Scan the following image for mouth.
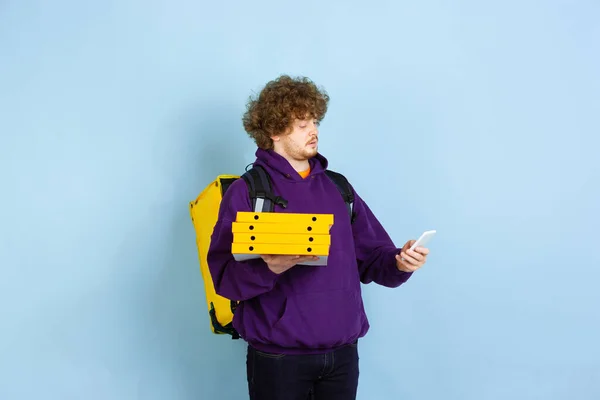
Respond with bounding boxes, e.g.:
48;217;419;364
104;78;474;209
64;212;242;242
307;139;318;147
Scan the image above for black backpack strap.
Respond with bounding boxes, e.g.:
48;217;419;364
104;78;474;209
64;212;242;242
324;169;356;224
208;301;239;339
241;165;288;212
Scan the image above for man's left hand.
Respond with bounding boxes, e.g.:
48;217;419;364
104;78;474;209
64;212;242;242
395;240;429;273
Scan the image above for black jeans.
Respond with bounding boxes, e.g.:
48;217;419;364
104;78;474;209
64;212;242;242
246;342;359;400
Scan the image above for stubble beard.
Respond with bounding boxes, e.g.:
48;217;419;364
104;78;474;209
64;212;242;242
284;140;317;161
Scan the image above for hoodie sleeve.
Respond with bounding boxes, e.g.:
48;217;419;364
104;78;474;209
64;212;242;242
206;179;280;301
351;189;413;288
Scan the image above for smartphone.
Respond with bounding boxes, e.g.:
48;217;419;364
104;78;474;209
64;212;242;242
409;230;436;251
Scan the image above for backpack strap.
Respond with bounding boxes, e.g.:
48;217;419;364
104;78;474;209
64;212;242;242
241;165;289;212
241;165;354;221
208;301;239;339
324;169;356;224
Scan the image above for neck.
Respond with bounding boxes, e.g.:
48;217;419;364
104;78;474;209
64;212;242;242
273;148;310;172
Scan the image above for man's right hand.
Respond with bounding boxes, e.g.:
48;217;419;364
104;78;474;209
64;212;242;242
260;254;319;274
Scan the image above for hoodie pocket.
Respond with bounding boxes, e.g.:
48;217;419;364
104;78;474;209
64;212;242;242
270;288;365;349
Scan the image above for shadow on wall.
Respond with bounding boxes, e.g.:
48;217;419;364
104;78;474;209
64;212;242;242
136;103;251;399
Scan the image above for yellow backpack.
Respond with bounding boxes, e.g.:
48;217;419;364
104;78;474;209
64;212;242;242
189;165;355;338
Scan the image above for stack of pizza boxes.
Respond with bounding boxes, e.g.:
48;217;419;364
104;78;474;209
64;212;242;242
231;211;333;263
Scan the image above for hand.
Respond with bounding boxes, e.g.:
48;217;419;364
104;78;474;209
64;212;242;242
395;240;429;273
260;254;319;274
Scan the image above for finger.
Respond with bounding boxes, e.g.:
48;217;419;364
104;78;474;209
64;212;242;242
415;247;430;255
395;255;419;272
400;251;420;266
298;255;320;261
406;249;424;262
276;255;300;260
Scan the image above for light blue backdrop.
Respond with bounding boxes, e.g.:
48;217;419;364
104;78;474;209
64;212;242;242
1;0;598;399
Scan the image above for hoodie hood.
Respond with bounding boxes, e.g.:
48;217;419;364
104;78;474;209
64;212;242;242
252;148;329;182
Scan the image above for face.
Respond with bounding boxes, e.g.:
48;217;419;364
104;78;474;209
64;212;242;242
272;117;319;161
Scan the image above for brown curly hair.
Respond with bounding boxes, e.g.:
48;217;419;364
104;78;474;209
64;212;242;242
242;75;330;149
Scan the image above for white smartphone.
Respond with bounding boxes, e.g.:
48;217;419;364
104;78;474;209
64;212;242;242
409;230;436;251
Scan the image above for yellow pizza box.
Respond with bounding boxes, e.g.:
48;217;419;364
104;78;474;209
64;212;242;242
233;232;331;245
231;243;329;256
231;221;331;235
236;211;334;225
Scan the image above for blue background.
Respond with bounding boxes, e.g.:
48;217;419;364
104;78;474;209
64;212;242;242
1;0;599;399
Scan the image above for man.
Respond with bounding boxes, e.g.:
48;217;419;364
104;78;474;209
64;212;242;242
207;75;429;400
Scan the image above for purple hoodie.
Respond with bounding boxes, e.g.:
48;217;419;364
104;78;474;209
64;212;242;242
207;148;413;355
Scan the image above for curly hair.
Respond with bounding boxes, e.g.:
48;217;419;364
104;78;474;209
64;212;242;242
242;75;330;149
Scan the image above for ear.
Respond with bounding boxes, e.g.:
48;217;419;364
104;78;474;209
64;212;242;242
270;134;281;142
